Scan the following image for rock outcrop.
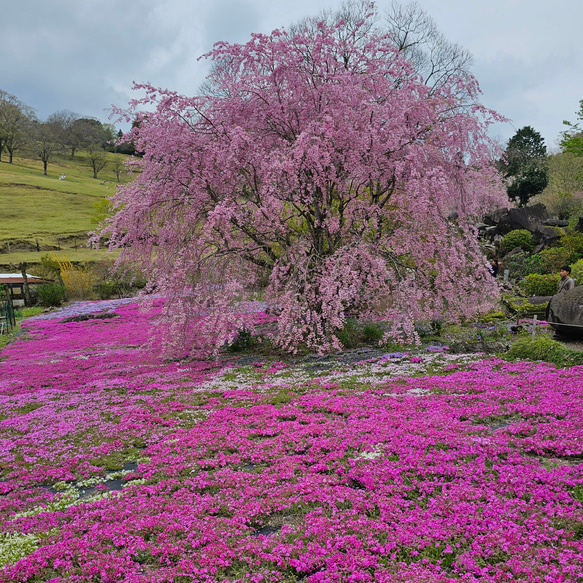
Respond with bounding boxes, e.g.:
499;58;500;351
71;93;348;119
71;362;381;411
546;286;583;338
483;204;552;237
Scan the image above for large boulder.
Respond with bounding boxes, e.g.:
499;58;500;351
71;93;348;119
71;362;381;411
546;286;583;338
534;225;560;246
484;208;510;227
543;218;569;227
497;204;549;234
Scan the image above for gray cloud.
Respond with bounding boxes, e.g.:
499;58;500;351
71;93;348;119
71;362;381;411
1;0;581;144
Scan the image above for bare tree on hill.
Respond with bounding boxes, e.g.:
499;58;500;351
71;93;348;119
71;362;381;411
0;90;37;163
33;117;63;176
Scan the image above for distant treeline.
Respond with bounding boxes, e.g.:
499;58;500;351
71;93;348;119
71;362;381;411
0;89;138;175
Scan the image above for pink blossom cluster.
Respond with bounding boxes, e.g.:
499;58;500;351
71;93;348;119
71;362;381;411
1;302;583;581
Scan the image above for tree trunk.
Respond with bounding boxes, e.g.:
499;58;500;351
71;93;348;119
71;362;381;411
43;161;48;176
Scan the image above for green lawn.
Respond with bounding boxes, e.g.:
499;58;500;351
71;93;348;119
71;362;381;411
0;152;130;267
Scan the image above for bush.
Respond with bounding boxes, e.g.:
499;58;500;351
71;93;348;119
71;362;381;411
504;251;528;280
40;255;62;277
559;231;583;256
331;319;389;348
361;321;385;343
477;310;507;323
61;268;95;300
442;322;511;345
508;335;583;367
521;273;561;296
504;252;547;279
501;229;535;253
539;247;577;273
225;327;257;352
335;319;361;349
571;258;583;286
96;282;117;300
37;283;66;307
522;253;546;275
503;297;549;315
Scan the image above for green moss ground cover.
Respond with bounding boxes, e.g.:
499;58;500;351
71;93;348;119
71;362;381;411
0;300;582;581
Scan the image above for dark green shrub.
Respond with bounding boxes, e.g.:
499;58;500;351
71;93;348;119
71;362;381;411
96;282;117;300
504;251;528;279
336;319;387;347
522;253;546;275
414;319;443;337
226;327;256;352
362;322;385;343
505;251;546;279
508;336;583;367
521;273;561;296
335;319;361;348
501;229;535;253
36;283;66;307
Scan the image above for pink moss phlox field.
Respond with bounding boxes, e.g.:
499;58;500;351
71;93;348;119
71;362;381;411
1;302;583;581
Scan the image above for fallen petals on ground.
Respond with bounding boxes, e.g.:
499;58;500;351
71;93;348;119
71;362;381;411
1;301;583;582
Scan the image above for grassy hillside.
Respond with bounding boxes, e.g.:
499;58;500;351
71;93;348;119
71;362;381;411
0;151;130;269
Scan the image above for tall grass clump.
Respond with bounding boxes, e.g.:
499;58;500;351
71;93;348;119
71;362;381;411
53;255;95;300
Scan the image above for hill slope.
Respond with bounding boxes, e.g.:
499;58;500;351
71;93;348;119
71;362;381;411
0;152;130;268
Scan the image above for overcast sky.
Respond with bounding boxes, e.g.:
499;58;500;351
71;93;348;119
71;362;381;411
1;0;581;149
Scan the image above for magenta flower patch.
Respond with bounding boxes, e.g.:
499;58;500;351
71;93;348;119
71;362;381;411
1;301;583;581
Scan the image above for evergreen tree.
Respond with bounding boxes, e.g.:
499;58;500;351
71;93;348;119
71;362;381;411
499;126;548;207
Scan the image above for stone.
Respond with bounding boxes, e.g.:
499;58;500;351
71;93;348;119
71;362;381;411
526;295;553;305
60;312;119;323
543;218;569;227
504;246;524;259
546;286;583;338
484;208;509;226
534;225;560;245
490;203;549;234
500;204;549;234
575;216;583;233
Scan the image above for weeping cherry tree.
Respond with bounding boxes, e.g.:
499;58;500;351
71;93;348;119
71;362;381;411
100;5;506;357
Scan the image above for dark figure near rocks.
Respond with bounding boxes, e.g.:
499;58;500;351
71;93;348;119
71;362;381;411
489;258;499;277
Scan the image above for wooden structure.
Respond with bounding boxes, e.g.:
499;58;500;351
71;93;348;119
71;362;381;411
0;273;45;307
